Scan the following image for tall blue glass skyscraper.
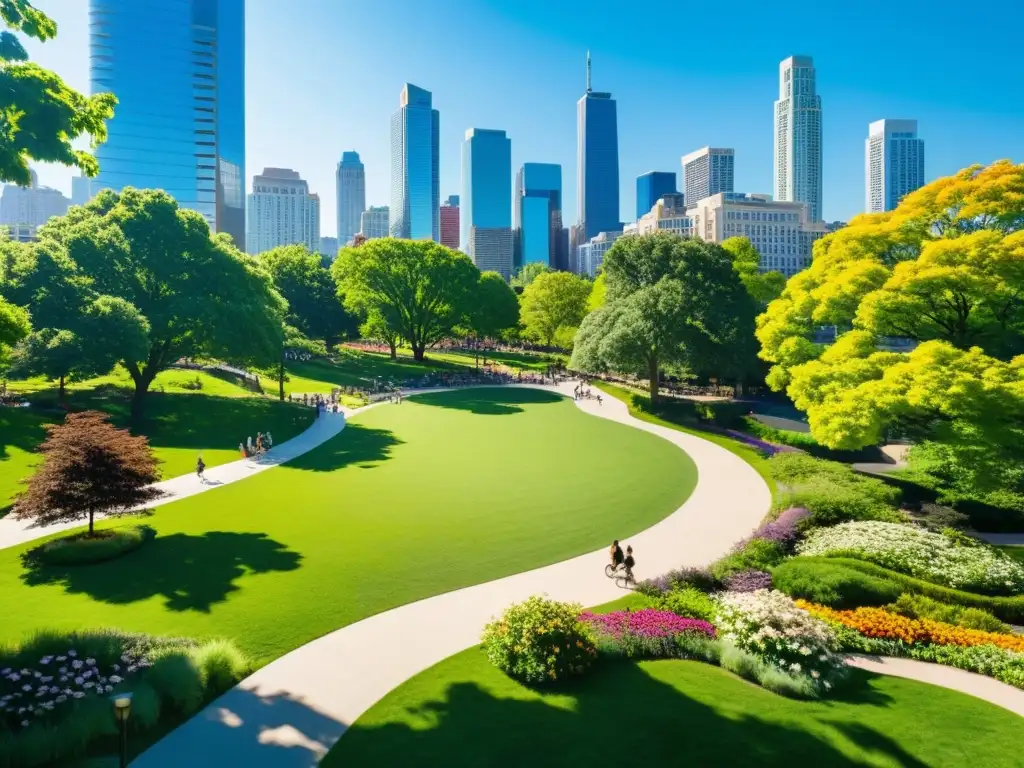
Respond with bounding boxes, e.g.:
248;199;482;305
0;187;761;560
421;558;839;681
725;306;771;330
577;54;620;241
461;128;512;279
514;163;562;270
390;84;440;240
636;171;677;219
89;0;245;248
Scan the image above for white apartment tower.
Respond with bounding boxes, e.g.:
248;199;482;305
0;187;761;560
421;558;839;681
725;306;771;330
246;168;320;255
0;169;70;240
865;119;925;213
336;151;365;245
774;56;822;222
360;206;390;240
681;147;734;207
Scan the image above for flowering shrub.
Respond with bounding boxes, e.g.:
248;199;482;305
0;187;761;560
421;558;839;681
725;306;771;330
635;566;720;597
654;587;718;622
482;597;597;684
797;521;1024;595
715;589;846;691
724;569;773;592
581;609;716;661
796;601;1024;653
887;593;1009;633
731;507;811;555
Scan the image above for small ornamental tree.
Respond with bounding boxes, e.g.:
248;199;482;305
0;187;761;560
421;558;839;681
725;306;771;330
13;410;162;535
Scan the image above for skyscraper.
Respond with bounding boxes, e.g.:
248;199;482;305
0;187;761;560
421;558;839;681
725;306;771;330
319;236;339;259
577;53;620;241
774;55;822;222
635;171;676;219
89;0;245;247
336;151;365;245
461;128;513;279
245;168;319;255
515;163;563;270
390;83;439;240
359;206;390;240
865;119;925;213
71;174;92;207
681;148;734;206
440;200;460;249
0;170;70;240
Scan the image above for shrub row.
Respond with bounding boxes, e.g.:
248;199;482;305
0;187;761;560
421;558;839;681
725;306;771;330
742;418;881;463
628;393;749;428
22;526;154;568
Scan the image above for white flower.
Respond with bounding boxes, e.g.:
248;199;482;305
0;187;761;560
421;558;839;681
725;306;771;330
74;677;84;685
56;695;67;703
21;684;31;692
82;670;92;679
40;656;52;665
71;660;83;670
85;658;95;666
55;656;66;662
67;651;77;658
20;720;28;727
83;682;95;689
112;664;120;671
811;670;821;679
104;685;113;693
40;676;52;683
0;667;8;675
72;691;84;699
59;675;68;683
49;686;59;694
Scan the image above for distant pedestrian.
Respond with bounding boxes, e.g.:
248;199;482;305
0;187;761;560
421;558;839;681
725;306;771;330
239;442;246;458
246;436;253;454
256;433;264;454
196;455;206;482
266;432;273;449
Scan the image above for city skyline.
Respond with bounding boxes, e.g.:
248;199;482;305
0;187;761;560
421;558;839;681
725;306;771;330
18;0;1024;238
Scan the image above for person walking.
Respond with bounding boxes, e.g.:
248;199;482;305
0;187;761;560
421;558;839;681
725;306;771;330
256;433;264;455
246;435;253;455
266;432;273;450
196;454;206;482
238;442;246;459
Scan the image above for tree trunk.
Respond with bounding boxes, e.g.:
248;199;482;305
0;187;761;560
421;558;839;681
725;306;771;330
648;356;659;403
58;375;66;405
412;344;425;362
278;358;285;401
388;340;397;360
88;509;94;537
130;372;155;423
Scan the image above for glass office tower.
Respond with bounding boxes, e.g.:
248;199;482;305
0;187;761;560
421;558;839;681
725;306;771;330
514;163;562;270
577;54;620;241
89;0;245;247
635;171;676;219
461;128;512;279
390;84;440;240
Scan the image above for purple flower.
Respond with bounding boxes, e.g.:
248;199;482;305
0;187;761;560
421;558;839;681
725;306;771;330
734;507;811;552
724;569;773;592
580;609;717;640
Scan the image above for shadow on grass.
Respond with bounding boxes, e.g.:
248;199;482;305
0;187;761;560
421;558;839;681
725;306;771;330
328;663;929;768
0;407;55;460
287;423;404;472
410;387;563;416
22;530;302;612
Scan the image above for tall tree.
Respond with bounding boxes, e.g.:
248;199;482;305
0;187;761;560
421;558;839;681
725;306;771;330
13;410;162;536
260;244;356;348
519;270;591;347
721;236;786;306
36;188;286;420
0;0;117;184
359;309;400;360
0;294;29;370
466;271;520;365
332;238;479;361
510;262;550;290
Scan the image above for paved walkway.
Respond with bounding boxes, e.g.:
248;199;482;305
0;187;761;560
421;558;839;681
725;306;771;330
134;382;773;767
0;409;348;552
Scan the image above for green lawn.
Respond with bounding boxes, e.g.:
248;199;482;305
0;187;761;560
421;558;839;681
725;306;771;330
1;369;313;511
327;650;1024;767
997;545;1024;565
0;388;695;665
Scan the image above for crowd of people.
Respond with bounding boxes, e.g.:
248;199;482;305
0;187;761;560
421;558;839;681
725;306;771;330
573;381;602;405
289;391;344;414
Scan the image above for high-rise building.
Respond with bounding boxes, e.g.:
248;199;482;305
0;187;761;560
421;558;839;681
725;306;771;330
514;163;563;271
0;170;70;240
635;171;677;220
440;200;460;249
577;230;621;278
687;192;826;277
359;206;390;240
319;236;339;259
245;168;319;255
390;83;439;240
71;174;92;207
89;0;245;247
335;151;365;246
865;119;925;213
461;128;512;279
577;53;620;241
774;55;822;222
633;193;692;238
681;148;734;207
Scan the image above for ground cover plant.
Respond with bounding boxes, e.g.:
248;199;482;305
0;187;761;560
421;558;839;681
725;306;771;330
22;525;153;568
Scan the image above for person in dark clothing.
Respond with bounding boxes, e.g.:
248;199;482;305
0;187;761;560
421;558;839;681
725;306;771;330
196;455;206;482
623;546;636;580
610;540;624;570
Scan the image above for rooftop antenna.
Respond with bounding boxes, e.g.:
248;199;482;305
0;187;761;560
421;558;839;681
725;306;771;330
586;50;592;93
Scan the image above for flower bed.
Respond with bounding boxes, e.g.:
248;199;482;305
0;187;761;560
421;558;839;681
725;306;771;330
580;609;716;660
796;602;1024;654
716;589;846;691
797;521;1024;595
724;569;773;592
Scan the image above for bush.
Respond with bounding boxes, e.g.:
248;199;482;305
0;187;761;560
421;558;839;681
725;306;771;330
718;643;823;699
724;570;773;592
481;597;597;684
145;651;205;714
636;567;721;597
736;507;811;552
179;375;203;391
580;609;716;660
908;503;970;533
711;538;787;580
886;593;1010;634
773;556;1024;624
742;418;881;463
798;521;1024;595
22;525;154;567
189;640;250;695
654;587;718;622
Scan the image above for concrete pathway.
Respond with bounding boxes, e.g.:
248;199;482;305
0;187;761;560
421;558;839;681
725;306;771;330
133;382;773;766
974;533;1024;547
0;409;348;552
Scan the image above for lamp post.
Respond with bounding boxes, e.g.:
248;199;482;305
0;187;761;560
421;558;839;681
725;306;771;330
111;692;133;768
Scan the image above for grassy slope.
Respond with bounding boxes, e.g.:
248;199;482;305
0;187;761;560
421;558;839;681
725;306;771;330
0;388;695;665
327;650;1024;768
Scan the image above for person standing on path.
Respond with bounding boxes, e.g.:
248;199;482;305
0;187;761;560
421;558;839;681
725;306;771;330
196;455;206;483
246;436;253;455
266;432;273;450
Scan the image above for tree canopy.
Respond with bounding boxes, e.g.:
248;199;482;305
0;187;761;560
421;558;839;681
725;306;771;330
332;238;479;361
571;232;757;400
510;261;550;290
467;270;520;342
0;0;117;185
519;270;591;347
721;236;786;307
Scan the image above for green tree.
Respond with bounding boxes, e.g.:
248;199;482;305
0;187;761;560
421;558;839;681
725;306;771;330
573;232;756;401
332;238;479;361
0;294;29;370
36;188;286;420
260;244;356;348
0;0;117;185
721;236;786;306
466;271;520;365
276;324;327;401
588;271;607;311
510;261;550;290
359;309;401;360
519;270;591;347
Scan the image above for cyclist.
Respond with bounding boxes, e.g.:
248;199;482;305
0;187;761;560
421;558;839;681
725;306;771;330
609;540;624;572
623;546;636;581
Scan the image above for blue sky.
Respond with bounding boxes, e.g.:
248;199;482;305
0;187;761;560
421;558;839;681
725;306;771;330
25;0;1024;237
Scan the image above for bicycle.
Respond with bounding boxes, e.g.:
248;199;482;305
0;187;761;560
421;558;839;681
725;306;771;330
604;562;635;587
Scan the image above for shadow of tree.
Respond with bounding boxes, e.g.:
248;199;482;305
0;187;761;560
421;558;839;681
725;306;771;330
328;663;932;768
410;387;563;416
0;407;54;460
286;423;403;472
21;531;302;612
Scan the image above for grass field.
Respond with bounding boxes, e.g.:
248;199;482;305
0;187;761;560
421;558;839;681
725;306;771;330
327;650;1024;767
0;388;696;665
